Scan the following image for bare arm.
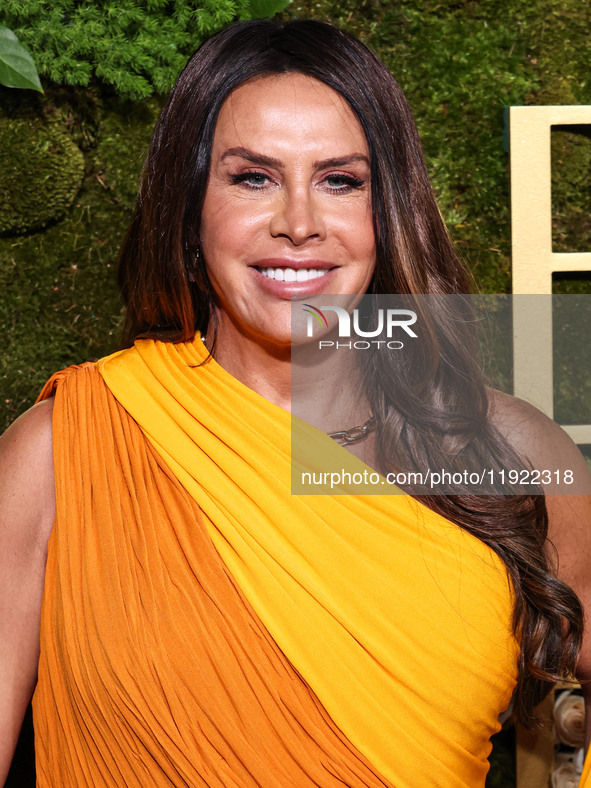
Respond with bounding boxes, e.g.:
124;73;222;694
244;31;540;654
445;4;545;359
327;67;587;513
0;400;55;784
489;391;591;743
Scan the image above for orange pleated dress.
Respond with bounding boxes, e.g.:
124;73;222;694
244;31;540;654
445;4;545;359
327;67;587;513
32;336;521;787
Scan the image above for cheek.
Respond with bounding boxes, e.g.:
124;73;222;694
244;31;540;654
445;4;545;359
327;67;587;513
349;210;376;289
201;194;270;257
359;218;376;256
200;198;229;252
337;202;375;258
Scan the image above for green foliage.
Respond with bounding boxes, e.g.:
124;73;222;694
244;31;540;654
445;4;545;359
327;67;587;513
247;0;291;17
0;0;289;100
553;296;591;424
552;129;591;253
371;2;538;293
0;117;84;234
0;25;42;91
0;88;162;426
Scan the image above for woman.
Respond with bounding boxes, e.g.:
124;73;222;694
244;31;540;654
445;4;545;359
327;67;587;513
1;18;590;788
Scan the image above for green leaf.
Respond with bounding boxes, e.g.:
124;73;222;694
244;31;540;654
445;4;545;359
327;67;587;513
0;25;43;92
247;0;291;19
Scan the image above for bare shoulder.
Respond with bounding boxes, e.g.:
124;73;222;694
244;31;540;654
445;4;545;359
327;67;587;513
486;387;591;573
488;388;566;456
0;399;56;550
487;388;591;496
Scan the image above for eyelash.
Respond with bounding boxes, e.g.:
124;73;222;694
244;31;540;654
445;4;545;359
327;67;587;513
230;172;270;189
324;174;365;193
229;171;365;193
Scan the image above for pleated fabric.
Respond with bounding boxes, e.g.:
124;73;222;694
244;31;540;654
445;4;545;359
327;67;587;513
93;335;520;787
33;364;396;788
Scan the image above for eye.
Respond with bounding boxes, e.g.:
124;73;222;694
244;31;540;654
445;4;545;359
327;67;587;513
323;173;366;193
230;171;272;190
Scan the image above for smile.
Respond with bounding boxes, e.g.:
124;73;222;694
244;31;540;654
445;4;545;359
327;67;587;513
256;267;330;282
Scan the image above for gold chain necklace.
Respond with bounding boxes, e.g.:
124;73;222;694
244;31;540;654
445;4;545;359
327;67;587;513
328;416;377;446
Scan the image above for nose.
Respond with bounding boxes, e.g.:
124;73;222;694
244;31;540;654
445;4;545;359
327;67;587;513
269;188;326;246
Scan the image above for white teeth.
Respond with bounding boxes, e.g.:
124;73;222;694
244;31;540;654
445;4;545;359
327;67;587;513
258;267;329;282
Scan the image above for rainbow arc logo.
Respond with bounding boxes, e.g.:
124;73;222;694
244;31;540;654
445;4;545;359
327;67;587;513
302;304;329;328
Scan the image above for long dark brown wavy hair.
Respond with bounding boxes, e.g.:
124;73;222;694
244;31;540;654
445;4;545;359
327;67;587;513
117;18;583;726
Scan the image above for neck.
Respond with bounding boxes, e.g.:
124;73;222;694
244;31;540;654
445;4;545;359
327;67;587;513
204;321;377;468
204;321;371;430
204;320;293;410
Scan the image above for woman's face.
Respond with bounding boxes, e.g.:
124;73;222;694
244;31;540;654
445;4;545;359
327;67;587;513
200;73;376;349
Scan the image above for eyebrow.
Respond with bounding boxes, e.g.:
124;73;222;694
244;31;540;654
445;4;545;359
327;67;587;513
220;146;370;169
